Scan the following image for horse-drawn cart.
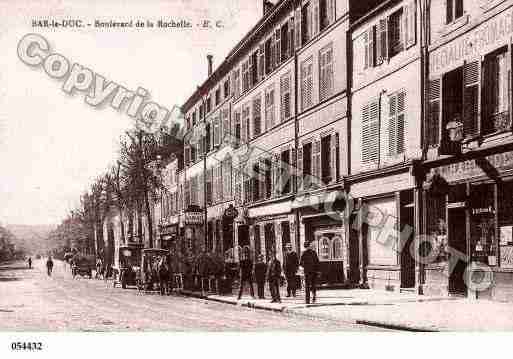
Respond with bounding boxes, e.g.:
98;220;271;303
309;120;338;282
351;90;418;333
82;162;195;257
137;248;170;293
71;254;95;279
113;244;143;289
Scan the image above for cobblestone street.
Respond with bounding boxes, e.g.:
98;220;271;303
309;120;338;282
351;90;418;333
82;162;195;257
0;260;386;331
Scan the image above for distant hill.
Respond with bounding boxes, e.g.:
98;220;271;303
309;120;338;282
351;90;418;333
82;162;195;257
5;224;56;254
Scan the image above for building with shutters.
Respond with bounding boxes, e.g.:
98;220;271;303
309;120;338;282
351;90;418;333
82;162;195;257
421;0;513;300
348;0;423;292
177;0;352;285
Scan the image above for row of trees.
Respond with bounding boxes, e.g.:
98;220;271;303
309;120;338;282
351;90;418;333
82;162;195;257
47;123;183;260
0;225;20;261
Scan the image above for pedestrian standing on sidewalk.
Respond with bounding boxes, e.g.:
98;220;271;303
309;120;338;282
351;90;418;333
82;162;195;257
266;249;282;303
300;241;320;304
27;257;32;269
46;256;54;277
254;254;267;299
237;248;255;300
284;243;299;297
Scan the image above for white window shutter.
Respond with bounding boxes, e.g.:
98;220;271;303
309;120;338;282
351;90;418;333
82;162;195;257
376;18;388;65
405;0;417;49
327;0;335;25
295;8;301;49
330;132;339;183
312;140;321;187
313;0;320;36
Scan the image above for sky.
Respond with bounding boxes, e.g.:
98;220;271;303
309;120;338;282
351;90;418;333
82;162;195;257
0;0;261;226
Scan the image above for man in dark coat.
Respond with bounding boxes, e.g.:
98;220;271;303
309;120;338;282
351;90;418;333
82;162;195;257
237;248;255;300
266;249;282;303
300;241;320;304
46;256;54;277
254;254;267;299
283;243;299;297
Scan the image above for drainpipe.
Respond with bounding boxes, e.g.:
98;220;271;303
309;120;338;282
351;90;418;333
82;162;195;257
293;0;301;253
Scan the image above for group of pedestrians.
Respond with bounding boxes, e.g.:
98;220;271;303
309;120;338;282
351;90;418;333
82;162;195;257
237;241;320;304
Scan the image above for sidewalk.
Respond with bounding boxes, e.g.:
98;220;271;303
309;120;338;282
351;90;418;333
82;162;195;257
179;286;513;331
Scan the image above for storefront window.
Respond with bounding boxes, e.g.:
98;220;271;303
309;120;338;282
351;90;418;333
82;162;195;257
425;192;448;264
365;198;398;266
332;236;343;260
314;231;344;262
320;237;330;261
499;182;513;268
470;184;497;266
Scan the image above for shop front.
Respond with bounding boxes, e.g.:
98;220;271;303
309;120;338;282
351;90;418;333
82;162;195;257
159;222;178;252
348;165;419;292
294;189;349;286
422;151;513;300
245;199;296;265
184;205;205;256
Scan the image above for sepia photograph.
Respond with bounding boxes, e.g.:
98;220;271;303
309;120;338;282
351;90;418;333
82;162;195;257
2;0;513;356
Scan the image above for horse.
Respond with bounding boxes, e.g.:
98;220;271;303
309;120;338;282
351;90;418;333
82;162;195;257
156;257;171;295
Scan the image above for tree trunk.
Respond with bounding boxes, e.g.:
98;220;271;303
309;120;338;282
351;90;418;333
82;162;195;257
144;190;153;248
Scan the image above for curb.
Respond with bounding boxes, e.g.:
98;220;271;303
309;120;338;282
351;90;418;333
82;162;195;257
177;289;442;331
355;320;439;332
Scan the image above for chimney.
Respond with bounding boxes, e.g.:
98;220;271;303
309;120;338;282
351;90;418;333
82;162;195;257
263;0;273;16
207;54;213;77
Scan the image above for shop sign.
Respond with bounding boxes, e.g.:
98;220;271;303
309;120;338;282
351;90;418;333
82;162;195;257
431;7;513;74
185;211;203;225
429;151;513;183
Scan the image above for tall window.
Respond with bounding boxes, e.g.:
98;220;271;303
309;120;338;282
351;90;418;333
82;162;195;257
253;95;262;138
446;0;463;24
388;9;404;58
232;68;241;98
280;72;292;121
281;149;291;194
265;38;273;75
281;22;289;61
265;85;275;130
234;110;241;148
205;123;211;152
206;95;211;113
252;162;260;202
224;79;230;98
254;225;261;257
301;57;314;111
303;142;312;188
242;60;250;93
264;158;272;199
319;44;334;101
321;135;332;184
215;87;221;106
484;49;510;135
301;2;311;45
251;51;258;86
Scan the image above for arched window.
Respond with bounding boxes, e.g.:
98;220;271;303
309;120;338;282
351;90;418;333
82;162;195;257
332;236;342;260
320;237;330;261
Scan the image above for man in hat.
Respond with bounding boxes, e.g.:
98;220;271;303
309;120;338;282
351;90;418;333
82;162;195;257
254;254;267;299
283;243;299;297
300;241;320;304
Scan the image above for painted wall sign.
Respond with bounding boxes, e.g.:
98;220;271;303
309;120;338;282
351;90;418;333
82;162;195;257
185;211;203;225
429;151;513;183
430;7;513;74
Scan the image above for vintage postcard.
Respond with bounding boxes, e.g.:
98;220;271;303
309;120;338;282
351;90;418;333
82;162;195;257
1;0;513;356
